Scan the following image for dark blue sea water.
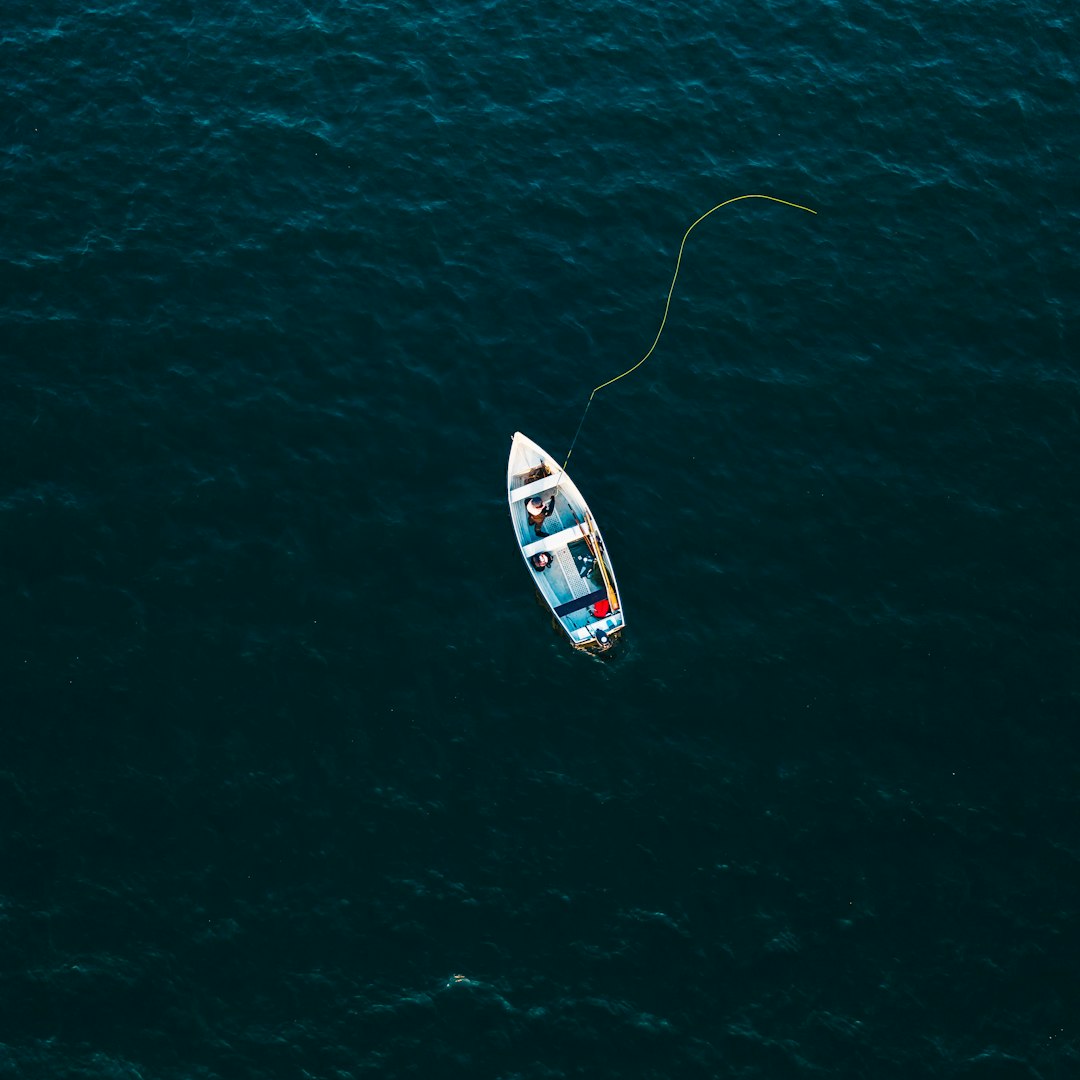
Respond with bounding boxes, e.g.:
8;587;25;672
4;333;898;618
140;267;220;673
3;1;1078;1077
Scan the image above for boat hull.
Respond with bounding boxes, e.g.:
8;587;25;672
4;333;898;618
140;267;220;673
507;432;625;650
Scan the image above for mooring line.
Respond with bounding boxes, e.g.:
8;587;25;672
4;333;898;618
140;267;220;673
555;194;817;485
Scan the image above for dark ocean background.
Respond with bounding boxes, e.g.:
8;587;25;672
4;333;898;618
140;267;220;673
3;1;1078;1077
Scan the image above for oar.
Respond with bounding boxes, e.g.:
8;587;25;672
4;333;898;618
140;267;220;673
569;507;595;556
584;511;619;615
566;503;618;618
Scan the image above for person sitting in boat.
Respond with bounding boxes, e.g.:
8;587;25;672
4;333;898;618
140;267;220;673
530;551;553;573
526;495;556;537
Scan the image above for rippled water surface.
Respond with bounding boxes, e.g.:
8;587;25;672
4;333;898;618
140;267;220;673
3;1;1078;1077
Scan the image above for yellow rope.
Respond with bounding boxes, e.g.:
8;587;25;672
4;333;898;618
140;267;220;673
557;193;817;480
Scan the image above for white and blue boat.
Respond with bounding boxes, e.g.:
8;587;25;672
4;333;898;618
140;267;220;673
507;431;625;651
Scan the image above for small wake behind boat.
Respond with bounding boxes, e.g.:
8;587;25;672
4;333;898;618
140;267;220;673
507;431;625;651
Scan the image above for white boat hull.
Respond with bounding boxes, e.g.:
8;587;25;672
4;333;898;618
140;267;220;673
507;432;626;650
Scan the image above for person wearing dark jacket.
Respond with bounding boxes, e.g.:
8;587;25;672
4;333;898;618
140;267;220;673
526;495;555;537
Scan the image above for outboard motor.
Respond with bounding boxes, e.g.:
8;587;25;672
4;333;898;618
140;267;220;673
592;627;611;650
